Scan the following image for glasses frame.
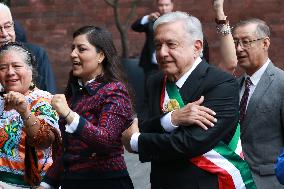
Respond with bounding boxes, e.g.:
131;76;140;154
0;21;14;34
234;38;265;49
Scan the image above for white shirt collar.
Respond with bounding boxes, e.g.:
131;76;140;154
78;78;96;86
175;57;202;89
245;58;270;86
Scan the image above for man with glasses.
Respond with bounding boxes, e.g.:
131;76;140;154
0;3;56;94
223;18;284;188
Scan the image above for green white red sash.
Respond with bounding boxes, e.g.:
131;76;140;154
161;76;256;189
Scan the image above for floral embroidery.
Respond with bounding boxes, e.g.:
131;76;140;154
0;89;59;176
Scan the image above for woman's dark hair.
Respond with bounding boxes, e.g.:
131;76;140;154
0;42;38;85
66;26;134;108
73;26;125;83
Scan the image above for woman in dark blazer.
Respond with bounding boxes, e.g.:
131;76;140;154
41;26;135;189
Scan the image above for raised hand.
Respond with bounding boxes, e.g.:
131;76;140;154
51;94;70;118
3;91;29;116
148;12;161;21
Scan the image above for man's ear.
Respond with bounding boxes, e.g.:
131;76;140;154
194;40;203;58
263;37;270;51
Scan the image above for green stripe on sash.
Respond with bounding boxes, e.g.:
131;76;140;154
166;79;184;107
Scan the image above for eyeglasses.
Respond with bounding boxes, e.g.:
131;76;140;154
234;38;264;49
0;22;14;34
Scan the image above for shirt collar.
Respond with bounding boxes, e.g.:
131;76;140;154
78;78;96;86
245;58;270;86
175;57;202;89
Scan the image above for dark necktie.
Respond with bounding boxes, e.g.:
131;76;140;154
239;77;252;125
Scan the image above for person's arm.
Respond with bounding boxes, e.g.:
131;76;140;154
41;131;64;189
137;72;239;162
131;17;150;32
131;12;159;32
213;0;238;74
4;90;59;149
276;148;284;185
52;82;133;153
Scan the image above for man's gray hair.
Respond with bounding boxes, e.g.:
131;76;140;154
153;11;204;43
233;18;270;38
0;3;12;16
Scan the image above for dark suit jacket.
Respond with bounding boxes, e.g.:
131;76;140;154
131;17;157;71
24;43;57;94
240;62;284;189
14;20;57;94
137;61;240;189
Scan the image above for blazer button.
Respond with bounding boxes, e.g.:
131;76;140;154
91;152;96;157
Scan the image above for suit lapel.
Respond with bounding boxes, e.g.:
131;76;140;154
241;62;276;134
179;60;208;104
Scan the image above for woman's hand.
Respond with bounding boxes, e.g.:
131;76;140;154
51;94;71;118
3;91;29;117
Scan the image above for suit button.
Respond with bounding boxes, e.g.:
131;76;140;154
91;153;96;157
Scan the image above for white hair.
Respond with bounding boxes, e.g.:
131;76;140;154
0;3;12;17
153;11;204;44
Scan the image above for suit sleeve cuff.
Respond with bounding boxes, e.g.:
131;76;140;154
141;15;150;25
130;132;140;152
65;112;80;133
40;182;54;189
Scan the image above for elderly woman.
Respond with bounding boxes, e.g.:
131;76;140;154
41;26;134;189
0;42;60;188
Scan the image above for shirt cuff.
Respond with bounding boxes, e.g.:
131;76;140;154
40;182;54;189
160;111;179;132
65;112;80;133
130;132;140;152
141;15;150;25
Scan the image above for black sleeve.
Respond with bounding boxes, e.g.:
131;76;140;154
131;17;149;32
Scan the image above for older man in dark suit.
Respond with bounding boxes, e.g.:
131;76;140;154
121;11;255;189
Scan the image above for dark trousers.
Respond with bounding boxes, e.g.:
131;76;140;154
61;176;134;189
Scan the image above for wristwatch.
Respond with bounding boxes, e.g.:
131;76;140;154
215;18;229;25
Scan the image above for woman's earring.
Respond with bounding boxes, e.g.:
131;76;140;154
29;82;36;90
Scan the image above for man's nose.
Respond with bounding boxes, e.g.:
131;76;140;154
159;44;169;57
235;41;244;52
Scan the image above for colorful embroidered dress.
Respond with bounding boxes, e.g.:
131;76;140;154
0;89;59;187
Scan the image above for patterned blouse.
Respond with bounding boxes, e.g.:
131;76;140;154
0;89;59;186
44;79;134;188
